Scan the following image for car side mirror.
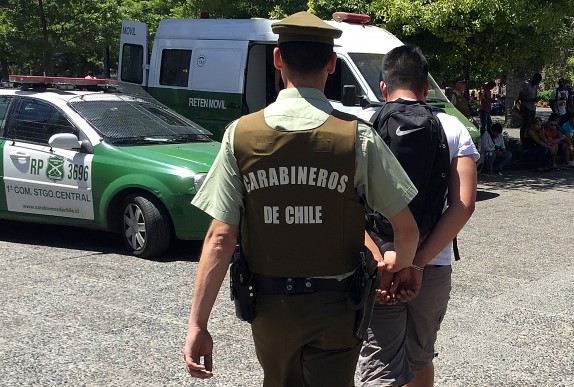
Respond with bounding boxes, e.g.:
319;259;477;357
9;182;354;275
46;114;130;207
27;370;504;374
342;85;356;106
49;133;82;150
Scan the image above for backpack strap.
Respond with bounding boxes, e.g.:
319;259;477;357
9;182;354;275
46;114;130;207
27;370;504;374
453;236;460;261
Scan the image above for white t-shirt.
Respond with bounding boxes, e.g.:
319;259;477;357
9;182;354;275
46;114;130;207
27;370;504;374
359;104;479;265
550;88;568;116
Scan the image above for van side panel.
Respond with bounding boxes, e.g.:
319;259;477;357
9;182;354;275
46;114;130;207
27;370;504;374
147;39;248;141
147;88;241;140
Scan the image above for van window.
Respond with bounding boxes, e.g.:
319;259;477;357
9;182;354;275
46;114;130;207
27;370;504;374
325;58;364;104
121;43;144;84
349;53;449;103
160;49;192;87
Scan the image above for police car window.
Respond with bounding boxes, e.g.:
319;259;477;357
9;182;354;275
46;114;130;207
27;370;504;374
325;58;364;103
69;94;212;144
160;49;192;87
6;99;77;144
121;43;144;84
0;96;14;134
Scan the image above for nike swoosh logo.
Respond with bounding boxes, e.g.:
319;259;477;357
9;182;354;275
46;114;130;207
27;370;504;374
396;126;425;136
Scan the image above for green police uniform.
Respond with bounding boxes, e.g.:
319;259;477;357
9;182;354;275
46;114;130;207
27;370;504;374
191;12;417;387
192;88;415;226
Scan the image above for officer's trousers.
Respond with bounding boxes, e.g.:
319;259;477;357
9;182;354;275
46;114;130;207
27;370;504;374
251;290;361;387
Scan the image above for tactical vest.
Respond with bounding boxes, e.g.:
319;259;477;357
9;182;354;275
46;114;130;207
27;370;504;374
234;110;364;277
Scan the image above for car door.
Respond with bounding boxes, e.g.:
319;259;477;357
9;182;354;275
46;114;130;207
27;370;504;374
2;97;94;220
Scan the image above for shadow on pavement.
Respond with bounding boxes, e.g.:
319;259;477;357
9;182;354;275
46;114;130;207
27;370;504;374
478;167;574;192
0;219;203;262
476;190;500;201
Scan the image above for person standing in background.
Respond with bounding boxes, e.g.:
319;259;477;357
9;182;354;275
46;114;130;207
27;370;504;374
519;73;542;141
450;79;472;119
478;81;496;134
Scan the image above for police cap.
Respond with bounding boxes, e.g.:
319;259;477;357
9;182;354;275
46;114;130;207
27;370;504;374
271;11;342;46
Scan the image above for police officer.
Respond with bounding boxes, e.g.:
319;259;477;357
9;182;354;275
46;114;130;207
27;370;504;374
183;11;419;386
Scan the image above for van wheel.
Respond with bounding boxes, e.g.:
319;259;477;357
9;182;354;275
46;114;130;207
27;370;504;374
121;194;171;258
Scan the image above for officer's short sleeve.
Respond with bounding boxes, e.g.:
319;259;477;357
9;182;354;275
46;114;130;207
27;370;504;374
191;121;245;226
354;123;417;219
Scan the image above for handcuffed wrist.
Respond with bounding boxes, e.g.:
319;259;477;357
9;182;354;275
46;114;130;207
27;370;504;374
410;263;425;272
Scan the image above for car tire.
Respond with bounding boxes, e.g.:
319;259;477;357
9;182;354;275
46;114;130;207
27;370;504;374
121;194;171;258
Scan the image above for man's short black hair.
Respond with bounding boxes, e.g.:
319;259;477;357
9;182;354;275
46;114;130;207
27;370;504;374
491;123;503;133
278;41;333;75
532;73;542;84
381;45;428;94
548;112;560;122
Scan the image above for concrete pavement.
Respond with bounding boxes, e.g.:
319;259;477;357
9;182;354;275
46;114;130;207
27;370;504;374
1;121;573;385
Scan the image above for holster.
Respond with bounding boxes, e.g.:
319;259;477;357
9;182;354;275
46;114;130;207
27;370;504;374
229;245;256;323
346;246;380;340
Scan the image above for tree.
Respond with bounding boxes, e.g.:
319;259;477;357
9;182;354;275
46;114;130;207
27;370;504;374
0;0;190;77
365;0;574;86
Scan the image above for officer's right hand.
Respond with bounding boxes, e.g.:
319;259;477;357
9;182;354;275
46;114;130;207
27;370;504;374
183;325;214;379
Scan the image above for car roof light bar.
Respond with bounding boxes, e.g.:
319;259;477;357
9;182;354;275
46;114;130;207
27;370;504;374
332;12;371;24
8;75;117;91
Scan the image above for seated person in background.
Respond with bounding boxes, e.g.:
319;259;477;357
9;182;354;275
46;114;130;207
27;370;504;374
481;123;512;175
559;112;574;153
522;117;554;172
544;113;573;167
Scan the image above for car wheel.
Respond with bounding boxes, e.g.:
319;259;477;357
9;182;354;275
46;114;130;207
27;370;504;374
121;194;171;258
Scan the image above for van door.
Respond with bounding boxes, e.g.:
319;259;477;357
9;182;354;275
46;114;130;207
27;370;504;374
147;40;248;141
325;55;371;115
119;21;148;86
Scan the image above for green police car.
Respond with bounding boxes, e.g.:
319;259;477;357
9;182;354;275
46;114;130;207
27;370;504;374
0;76;220;257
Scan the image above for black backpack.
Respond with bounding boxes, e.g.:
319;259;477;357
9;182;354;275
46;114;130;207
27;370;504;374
365;99;458;258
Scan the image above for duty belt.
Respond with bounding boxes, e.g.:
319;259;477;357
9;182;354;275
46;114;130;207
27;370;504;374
253;273;352;295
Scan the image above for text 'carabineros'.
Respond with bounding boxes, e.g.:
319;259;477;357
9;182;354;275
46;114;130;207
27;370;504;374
243;166;348;193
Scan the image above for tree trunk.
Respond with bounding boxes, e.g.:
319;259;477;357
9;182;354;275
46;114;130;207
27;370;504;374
38;0;53;76
505;74;523;128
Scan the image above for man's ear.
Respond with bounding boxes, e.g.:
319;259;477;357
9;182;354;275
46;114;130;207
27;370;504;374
381;81;388;99
326;52;337;75
273;47;282;70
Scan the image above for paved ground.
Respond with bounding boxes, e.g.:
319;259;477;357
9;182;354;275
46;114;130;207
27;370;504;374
1;122;573;386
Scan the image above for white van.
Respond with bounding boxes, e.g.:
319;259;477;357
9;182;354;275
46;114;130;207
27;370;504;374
118;12;481;147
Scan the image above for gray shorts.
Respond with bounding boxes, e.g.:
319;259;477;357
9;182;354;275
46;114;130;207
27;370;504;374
359;265;452;386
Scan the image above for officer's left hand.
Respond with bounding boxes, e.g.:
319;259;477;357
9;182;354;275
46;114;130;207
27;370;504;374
183;325;214;379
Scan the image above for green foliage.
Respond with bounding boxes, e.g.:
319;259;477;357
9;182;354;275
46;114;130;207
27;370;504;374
369;0;574;85
0;0;189;77
1;0;573;87
538;89;551;103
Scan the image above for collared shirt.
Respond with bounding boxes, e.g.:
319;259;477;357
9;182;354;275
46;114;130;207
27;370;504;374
192;87;417;226
520;81;538;111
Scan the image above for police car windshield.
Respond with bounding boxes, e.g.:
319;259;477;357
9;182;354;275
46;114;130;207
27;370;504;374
348;53;449;103
68;95;213;144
